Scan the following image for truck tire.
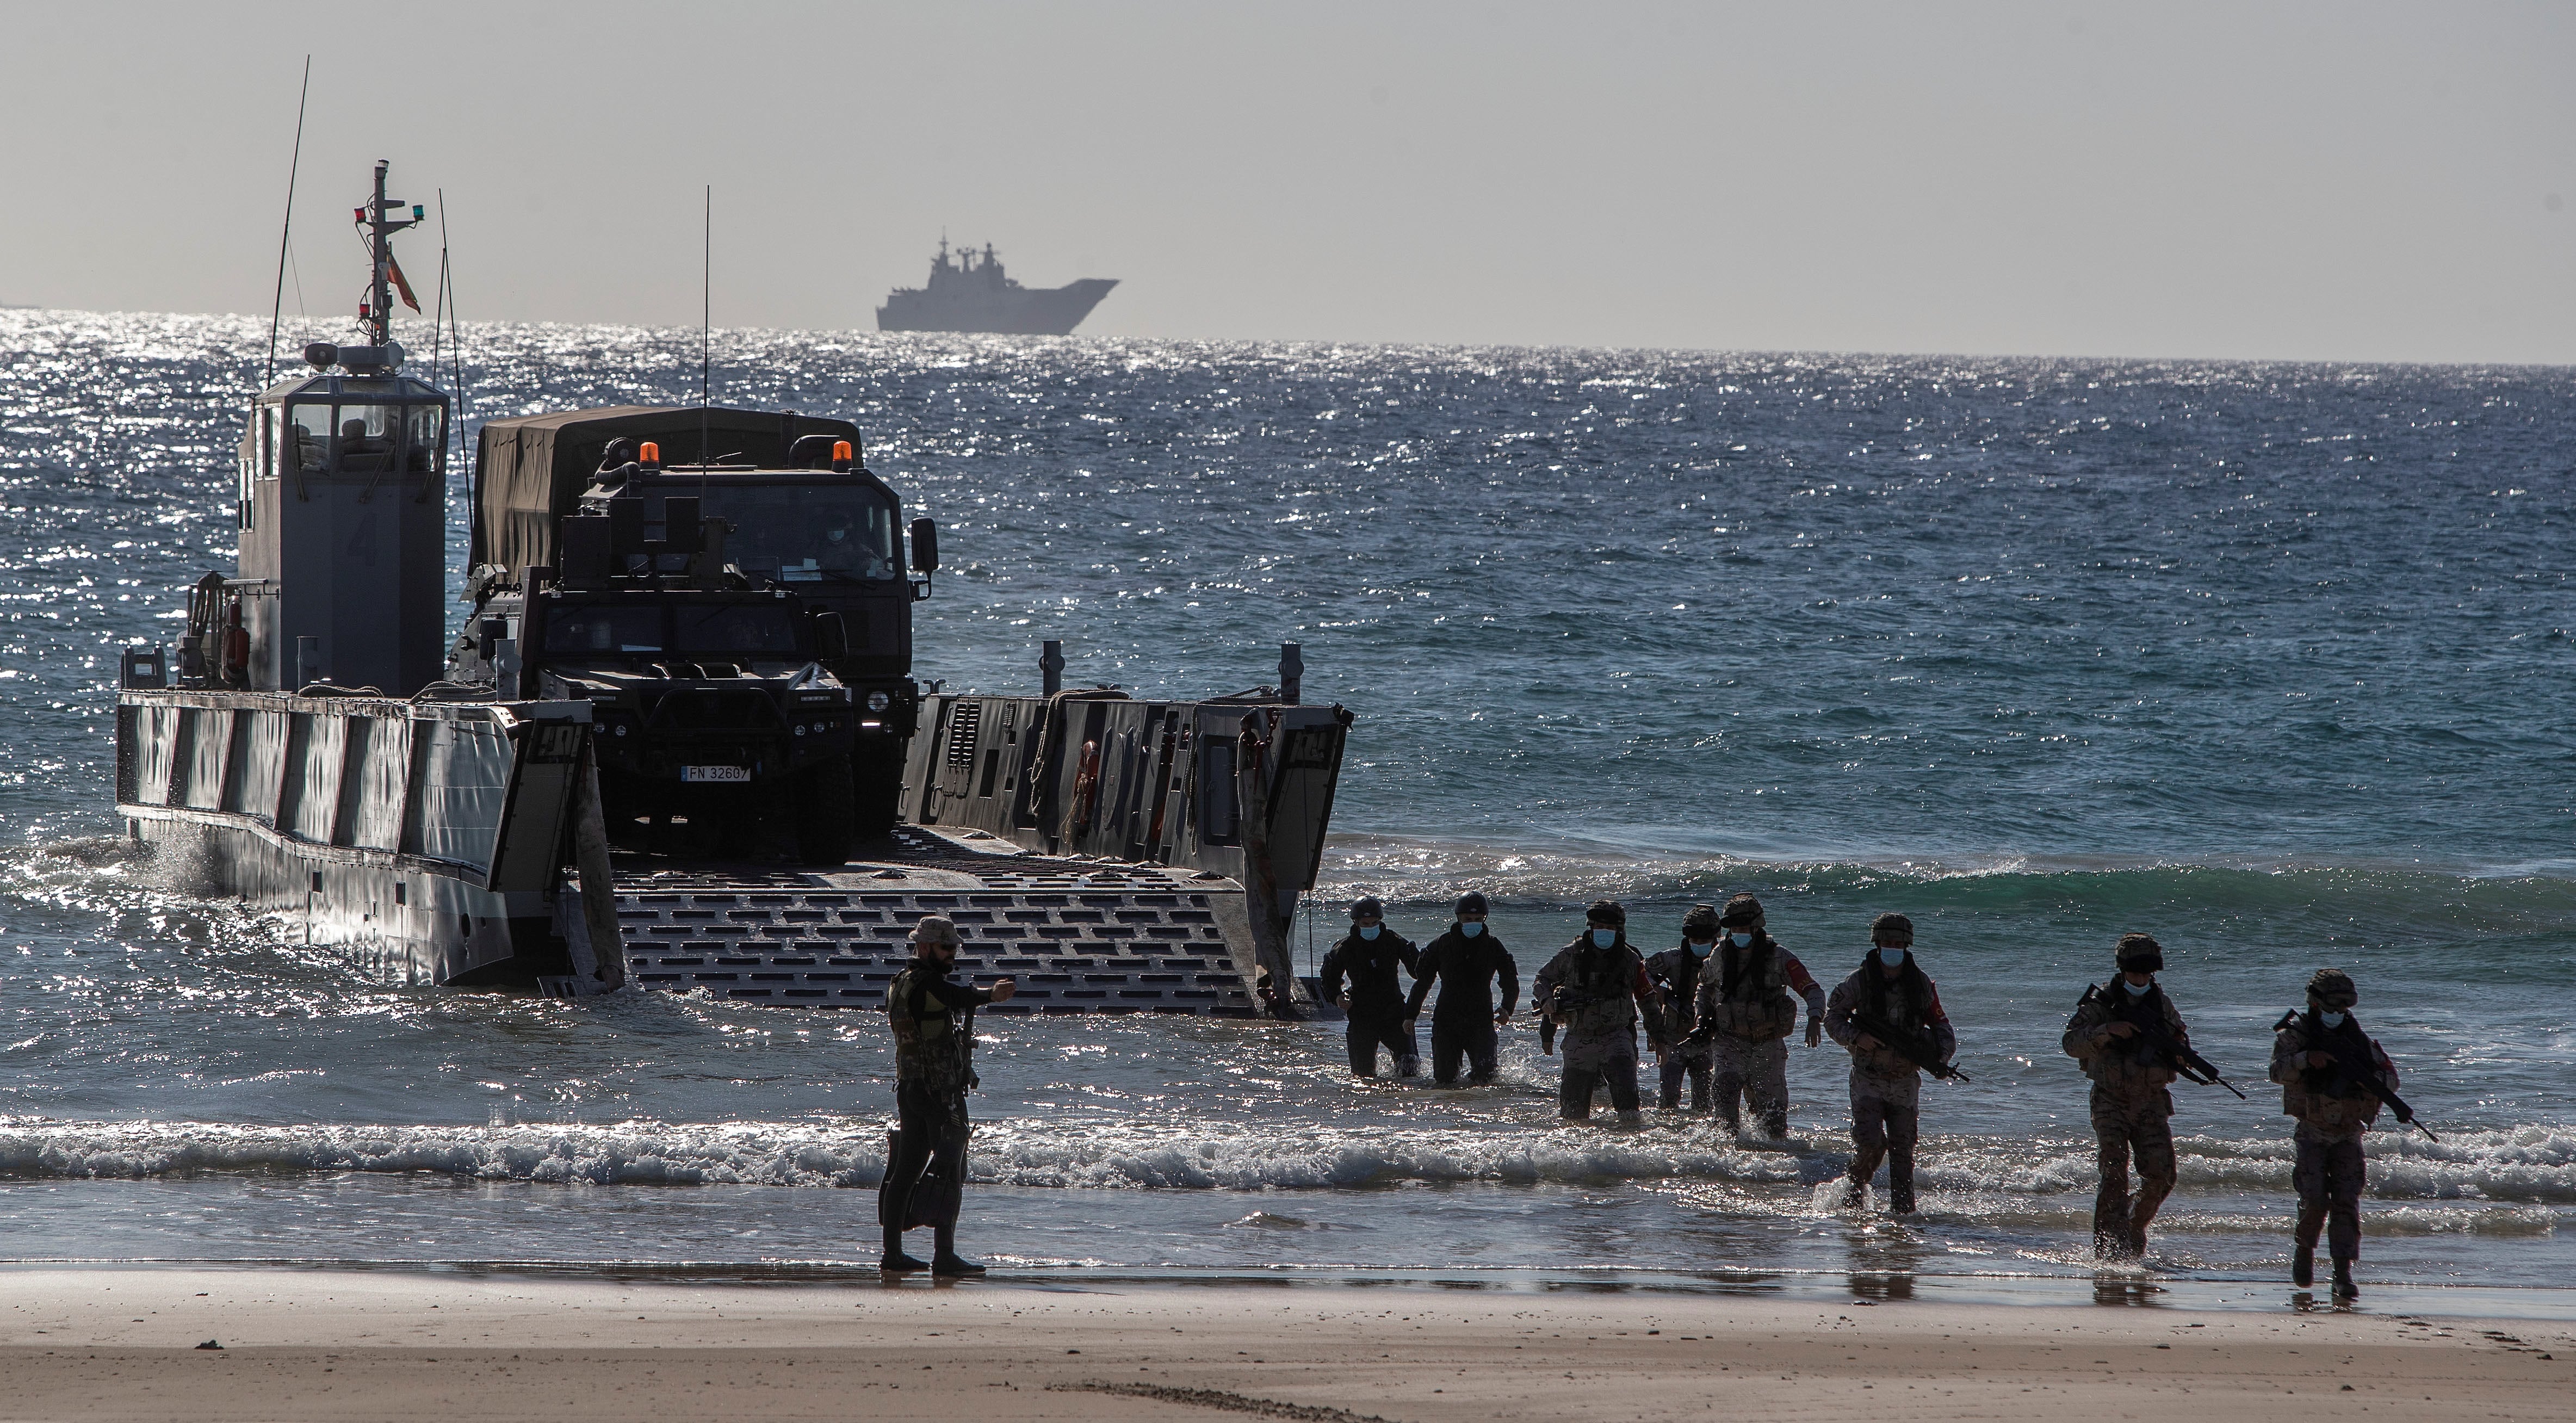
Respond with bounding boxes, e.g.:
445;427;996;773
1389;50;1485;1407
797;756;857;867
852;751;902;842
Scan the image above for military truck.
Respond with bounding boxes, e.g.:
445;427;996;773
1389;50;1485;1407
449;487;862;864
470;406;933;837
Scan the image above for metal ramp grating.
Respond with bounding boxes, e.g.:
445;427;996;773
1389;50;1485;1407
616;884;1257;1014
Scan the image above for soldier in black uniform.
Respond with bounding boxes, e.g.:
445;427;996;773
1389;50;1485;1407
1403;890;1518;1085
881;914;1017;1275
1318;896;1421;1078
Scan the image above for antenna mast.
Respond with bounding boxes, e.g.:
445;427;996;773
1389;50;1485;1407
262;57;311;386
357;161;421;349
701;184;712;465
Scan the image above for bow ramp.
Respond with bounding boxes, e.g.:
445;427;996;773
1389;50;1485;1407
611;826;1262;1014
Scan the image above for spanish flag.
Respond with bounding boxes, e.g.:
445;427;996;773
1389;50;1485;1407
386;255;423;313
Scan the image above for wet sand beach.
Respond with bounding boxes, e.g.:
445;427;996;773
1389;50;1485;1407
1;1269;2567;1421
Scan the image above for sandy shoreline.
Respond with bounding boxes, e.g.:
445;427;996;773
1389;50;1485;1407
0;1268;2568;1421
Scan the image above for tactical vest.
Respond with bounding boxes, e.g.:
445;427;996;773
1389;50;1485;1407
1704;939;1798;1042
1555;941;1641;1040
2280;1013;2383;1129
2074;981;2176;1085
888;959;970;1089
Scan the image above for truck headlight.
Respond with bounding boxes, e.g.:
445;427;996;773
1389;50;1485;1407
866;690;891;713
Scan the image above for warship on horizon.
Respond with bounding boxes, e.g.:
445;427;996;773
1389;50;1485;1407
876;238;1117;336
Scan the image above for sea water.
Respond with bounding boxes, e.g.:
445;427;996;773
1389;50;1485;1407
0;311;2569;1295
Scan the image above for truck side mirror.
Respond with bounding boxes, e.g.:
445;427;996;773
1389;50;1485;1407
911;517;939;573
813;611;850;660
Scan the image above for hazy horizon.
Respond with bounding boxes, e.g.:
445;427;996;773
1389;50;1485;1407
5;1;2570;364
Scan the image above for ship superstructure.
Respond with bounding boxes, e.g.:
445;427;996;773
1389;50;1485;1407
876;238;1116;335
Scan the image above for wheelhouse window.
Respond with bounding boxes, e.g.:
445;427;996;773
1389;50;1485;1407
280;397;442;476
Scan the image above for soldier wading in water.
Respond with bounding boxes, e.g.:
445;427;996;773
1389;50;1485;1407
1824;913;1956;1214
1687;894;1826;1136
1533;900;1665;1125
1318;896;1421;1079
2060;932;2190;1260
1403;891;1519;1086
2270;968;2403;1300
1643;904;1724;1111
881;915;1016;1276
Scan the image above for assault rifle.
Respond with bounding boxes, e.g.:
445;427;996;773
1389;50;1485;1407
1848;1009;1970;1083
2080;985;2247;1099
1534;980;1613;1059
2275;1010;2439;1142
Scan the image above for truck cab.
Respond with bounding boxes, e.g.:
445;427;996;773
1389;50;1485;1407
470;406;934;836
449;493;861;864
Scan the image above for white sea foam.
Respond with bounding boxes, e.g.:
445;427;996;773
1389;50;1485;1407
4;1117;2569;1205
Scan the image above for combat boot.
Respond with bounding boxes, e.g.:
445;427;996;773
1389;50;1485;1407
2331;1258;2358;1300
2290;1245;2314;1288
1842;1179;1867;1211
1396;1056;1421;1079
2126;1225;2150;1260
1888;1177;1917;1216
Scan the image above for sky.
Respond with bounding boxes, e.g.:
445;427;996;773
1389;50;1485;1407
3;1;2571;362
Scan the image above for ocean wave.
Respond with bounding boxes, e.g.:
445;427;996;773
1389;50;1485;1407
4;1117;2570;1202
1310;834;2576;928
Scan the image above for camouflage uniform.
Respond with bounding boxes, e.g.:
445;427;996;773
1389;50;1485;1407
2061;979;2188;1258
2270;1000;2398;1279
1643;943;1716;1110
1693;932;1827;1136
1533;925;1664;1122
881;944;994;1253
1823;945;1955;1214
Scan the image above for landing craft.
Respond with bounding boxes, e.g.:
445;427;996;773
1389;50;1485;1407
114;162;1345;1012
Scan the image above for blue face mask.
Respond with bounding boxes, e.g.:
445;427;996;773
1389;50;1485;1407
2122;979;2152;997
1591;929;1618;949
1686;940;1715;958
1729;931;1753;948
2320;1010;2346;1028
1877;946;1907;967
1358;925;1380;941
1459;921;1484;937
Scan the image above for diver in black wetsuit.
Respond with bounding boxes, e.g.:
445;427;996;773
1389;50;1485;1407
1403;891;1518;1085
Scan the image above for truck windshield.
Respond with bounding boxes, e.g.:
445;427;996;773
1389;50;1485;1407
543;602;804;658
546;605;666;653
674;604;801;655
679;486;900;583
